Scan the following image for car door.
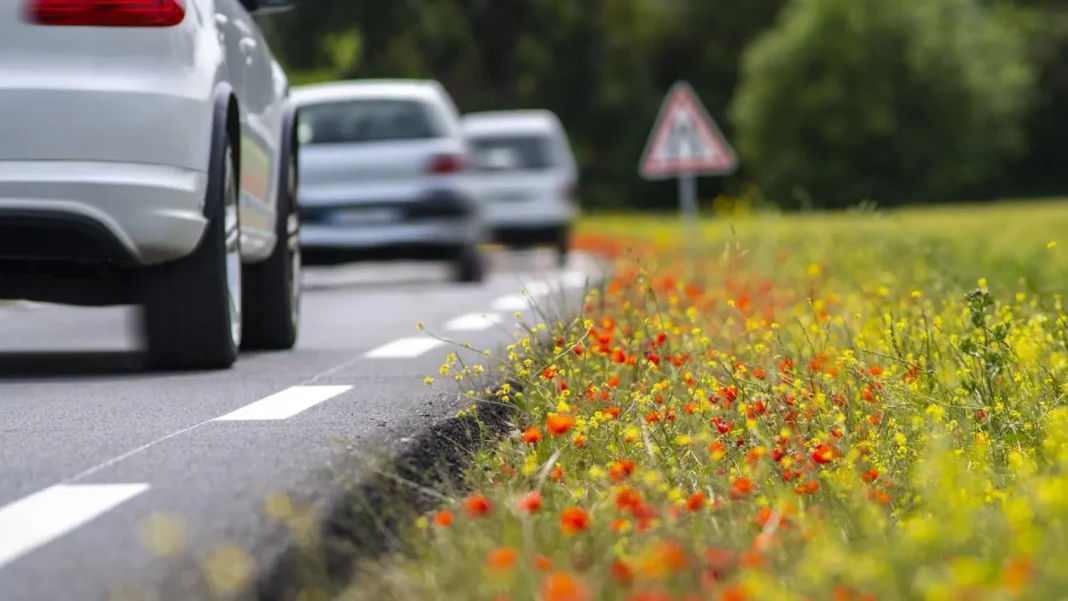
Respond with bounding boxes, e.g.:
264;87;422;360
216;0;276;256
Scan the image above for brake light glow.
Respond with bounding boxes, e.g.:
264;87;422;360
428;154;465;175
25;0;185;27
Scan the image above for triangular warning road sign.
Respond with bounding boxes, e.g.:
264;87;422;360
639;81;738;180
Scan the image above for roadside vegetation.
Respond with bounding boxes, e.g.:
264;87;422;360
338;199;1068;600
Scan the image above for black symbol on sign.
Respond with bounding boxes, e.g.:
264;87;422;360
665;113;708;161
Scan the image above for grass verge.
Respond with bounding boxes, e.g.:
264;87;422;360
339;200;1068;601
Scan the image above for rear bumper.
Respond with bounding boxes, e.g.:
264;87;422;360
482;196;576;229
300;219;480;258
0;161;208;266
493;223;569;246
298;188;487;260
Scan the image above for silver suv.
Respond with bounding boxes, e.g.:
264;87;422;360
293;80;489;282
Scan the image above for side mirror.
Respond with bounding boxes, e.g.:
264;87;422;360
241;0;297;15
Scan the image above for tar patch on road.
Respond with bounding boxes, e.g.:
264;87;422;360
254;380;525;601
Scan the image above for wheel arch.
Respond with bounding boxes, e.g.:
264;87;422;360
206;83;241;221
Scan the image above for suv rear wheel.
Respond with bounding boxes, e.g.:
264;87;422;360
241;146;301;350
140;137;242;370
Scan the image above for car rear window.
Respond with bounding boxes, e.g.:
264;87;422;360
468;135;555;172
297;99;444;145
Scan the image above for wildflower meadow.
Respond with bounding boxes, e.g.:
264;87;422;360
342;201;1068;601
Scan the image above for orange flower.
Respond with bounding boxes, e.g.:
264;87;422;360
523;427;543;444
639;541;688;579
573;435;587;448
709;441;727;461
486;546;518;572
517;491;543;514
1003;554;1034;594
560;507;591;535
628;591;671;601
610;560;634;586
534;555;554;571
729;477;754;500
547;413;576;436
754;506;774;527
550;465;565;482
751;367;767;380
607;374;621;387
463;494;493;517
609;459;636;483
720;584;749;601
432;509;453;527
541;571;588;601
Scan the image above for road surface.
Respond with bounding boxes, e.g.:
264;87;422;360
0;250;601;601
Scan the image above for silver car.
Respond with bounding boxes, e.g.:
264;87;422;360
0;0;301;370
293;80;488;282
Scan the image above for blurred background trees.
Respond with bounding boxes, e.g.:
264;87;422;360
261;0;1068;212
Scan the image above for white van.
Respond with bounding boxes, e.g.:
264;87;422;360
461;110;579;265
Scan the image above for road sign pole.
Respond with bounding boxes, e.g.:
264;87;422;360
678;173;698;253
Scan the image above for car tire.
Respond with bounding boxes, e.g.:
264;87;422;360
140;137;242;370
451;246;486;284
241;145;301;351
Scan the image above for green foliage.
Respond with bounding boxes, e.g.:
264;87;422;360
730;0;1035;209
264;0;1067;211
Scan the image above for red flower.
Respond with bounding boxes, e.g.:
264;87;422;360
463;494;493;517
615;487;642;512
610;560;635;587
518;491;543;514
811;444;834;465
685;491;707;512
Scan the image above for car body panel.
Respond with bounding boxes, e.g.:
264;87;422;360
0;0;288;267
461;110;579;230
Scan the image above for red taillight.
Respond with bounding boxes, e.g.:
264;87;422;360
26;0;185;27
428;154;465;175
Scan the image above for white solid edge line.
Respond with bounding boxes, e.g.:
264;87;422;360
0;483;150;570
212;385;354;421
444;312;502;332
364;336;446;359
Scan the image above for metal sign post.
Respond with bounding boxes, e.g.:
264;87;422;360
638;81;739;257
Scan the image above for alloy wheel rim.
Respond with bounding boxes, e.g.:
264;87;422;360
287;154;301;329
224;151;243;348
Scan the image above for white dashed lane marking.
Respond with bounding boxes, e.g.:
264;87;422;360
0;484;149;570
444;313;502;332
364;336;445;359
491;294;532;311
212;385;353;421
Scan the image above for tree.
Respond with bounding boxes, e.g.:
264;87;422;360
730;0;1035;209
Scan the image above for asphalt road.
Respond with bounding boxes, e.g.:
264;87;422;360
0;249;602;601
